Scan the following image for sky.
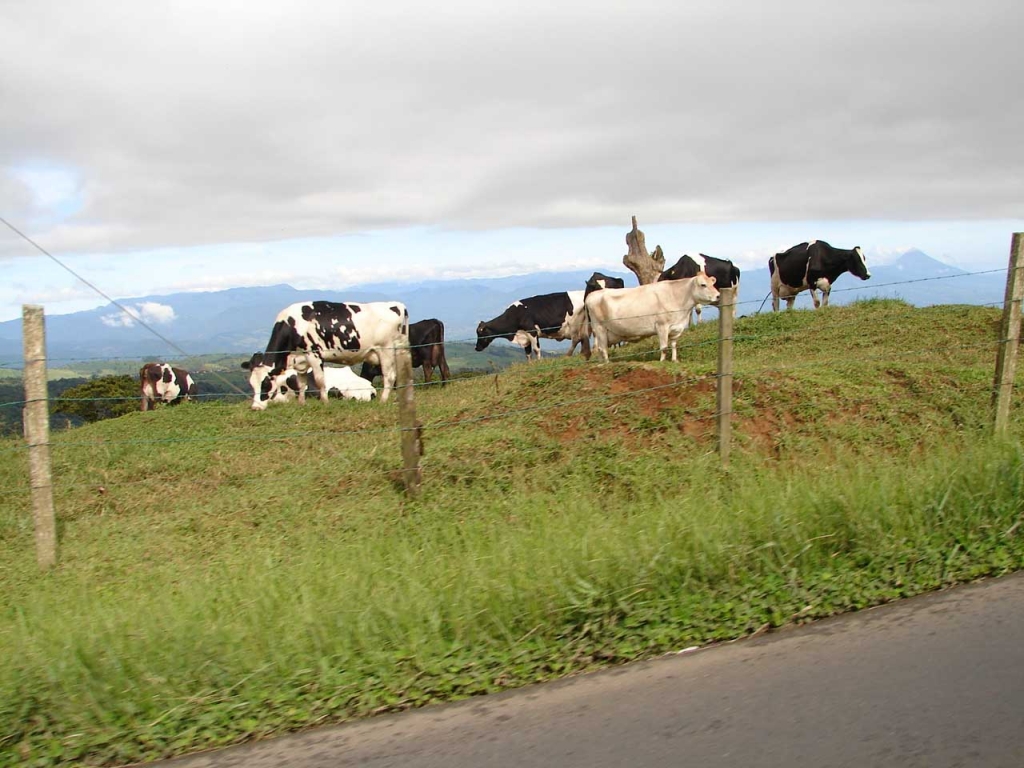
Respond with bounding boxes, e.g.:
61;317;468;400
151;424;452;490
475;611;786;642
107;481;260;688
2;0;1022;323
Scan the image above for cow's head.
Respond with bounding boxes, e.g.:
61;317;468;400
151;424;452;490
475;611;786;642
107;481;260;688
475;322;494;352
692;272;720;305
848;246;871;280
240;352;278;411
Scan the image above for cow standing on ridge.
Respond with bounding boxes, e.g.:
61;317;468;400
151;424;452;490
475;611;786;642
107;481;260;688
242;300;408;410
585;273;721;363
139;363;196;410
770;241;871;311
476;291;590;360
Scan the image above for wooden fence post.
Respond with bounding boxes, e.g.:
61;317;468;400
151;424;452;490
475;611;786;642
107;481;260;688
993;233;1024;434
717;287;735;467
396;346;422;496
22;305;57;569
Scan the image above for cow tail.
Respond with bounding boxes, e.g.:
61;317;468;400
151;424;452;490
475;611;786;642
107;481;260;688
768;255;776;276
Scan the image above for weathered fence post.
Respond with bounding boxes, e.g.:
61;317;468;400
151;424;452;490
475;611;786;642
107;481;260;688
717;287;735;467
22;305;57;569
396;345;422;496
993;233;1024;434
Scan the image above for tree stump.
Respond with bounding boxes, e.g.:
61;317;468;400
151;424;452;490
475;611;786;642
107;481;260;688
622;216;665;285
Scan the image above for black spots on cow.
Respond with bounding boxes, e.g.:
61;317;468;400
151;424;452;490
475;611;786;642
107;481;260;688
351;304;362;313
389;305;401;316
162;367;173;384
285;374;300;392
300;305;315;322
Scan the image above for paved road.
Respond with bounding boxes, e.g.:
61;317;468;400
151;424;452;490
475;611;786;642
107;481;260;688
154;572;1024;768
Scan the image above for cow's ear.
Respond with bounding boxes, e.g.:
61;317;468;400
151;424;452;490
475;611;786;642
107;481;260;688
709;276;717;285
241;361;251;370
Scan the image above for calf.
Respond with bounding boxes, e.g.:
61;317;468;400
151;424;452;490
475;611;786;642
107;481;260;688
585;273;721;363
242;300;408;410
139;363;196;411
770;240;871;311
271;365;377;403
658;254;740;322
360;318;451;386
476;291;589;360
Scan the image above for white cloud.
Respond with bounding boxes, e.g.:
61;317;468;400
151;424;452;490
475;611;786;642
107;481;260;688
100;302;176;328
0;0;1021;260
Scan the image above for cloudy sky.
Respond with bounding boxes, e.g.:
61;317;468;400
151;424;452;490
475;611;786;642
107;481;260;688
2;0;1022;322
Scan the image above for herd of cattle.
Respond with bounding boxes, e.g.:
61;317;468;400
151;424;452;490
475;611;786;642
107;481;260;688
138;240;871;411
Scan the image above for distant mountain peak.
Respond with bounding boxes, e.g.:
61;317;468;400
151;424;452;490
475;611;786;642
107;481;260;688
891;249;961;274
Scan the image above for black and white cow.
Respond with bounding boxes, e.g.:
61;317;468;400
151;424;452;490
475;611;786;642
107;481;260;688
271;365;377;403
139;363;196;411
586;273;721;363
360;318;451;386
769;240;871;311
475;291;590;360
241;300;408;410
658;254;740;322
584;271;626;298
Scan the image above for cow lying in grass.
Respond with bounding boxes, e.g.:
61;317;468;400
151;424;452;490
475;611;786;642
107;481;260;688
139;363;196;410
270;364;377;404
584;273;721;362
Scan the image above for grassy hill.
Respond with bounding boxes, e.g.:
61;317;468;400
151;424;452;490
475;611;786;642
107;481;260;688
2;299;1023;766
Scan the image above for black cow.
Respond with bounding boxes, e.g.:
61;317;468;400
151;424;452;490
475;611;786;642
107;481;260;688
769;240;871;311
657;254;740;322
360;318;451;386
476;291;589;360
584;271;626;298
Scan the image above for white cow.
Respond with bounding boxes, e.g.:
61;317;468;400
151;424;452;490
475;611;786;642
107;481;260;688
270;364;377;403
242;300;408;410
584;273;721;363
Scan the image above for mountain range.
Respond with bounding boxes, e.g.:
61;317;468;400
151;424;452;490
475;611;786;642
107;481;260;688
0;249;1006;365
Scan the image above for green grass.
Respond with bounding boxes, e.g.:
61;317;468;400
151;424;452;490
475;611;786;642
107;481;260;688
2;300;1023;767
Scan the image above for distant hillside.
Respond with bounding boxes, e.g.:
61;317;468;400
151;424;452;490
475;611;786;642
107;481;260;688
0;251;1005;365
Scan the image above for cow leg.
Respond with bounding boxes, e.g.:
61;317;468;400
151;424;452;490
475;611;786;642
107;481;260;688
532;328;543;359
422;361;433;383
378;346;398;403
580;334;591;361
593;325;610;363
694;304;702;324
297;371;309;404
438;348;451;386
772;290;780;312
816;278;832;308
658;324;670;362
308;359;328;403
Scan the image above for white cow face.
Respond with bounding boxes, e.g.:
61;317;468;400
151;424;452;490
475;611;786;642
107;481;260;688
240;353;277;411
693;273;720;305
849;246;871;280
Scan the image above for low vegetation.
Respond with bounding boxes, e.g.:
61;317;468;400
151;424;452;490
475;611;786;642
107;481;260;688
1;300;1022;767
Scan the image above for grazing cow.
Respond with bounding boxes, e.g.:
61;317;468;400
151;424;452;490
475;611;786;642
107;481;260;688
241;300;408;410
585;273;721;363
360;318;451;386
139;363;196;411
271;365;377;403
770;240;871;311
584;271;626;298
476;291;590;360
658;254;740;322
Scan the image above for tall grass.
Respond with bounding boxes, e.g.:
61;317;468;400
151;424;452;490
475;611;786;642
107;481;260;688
1;301;1022;766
